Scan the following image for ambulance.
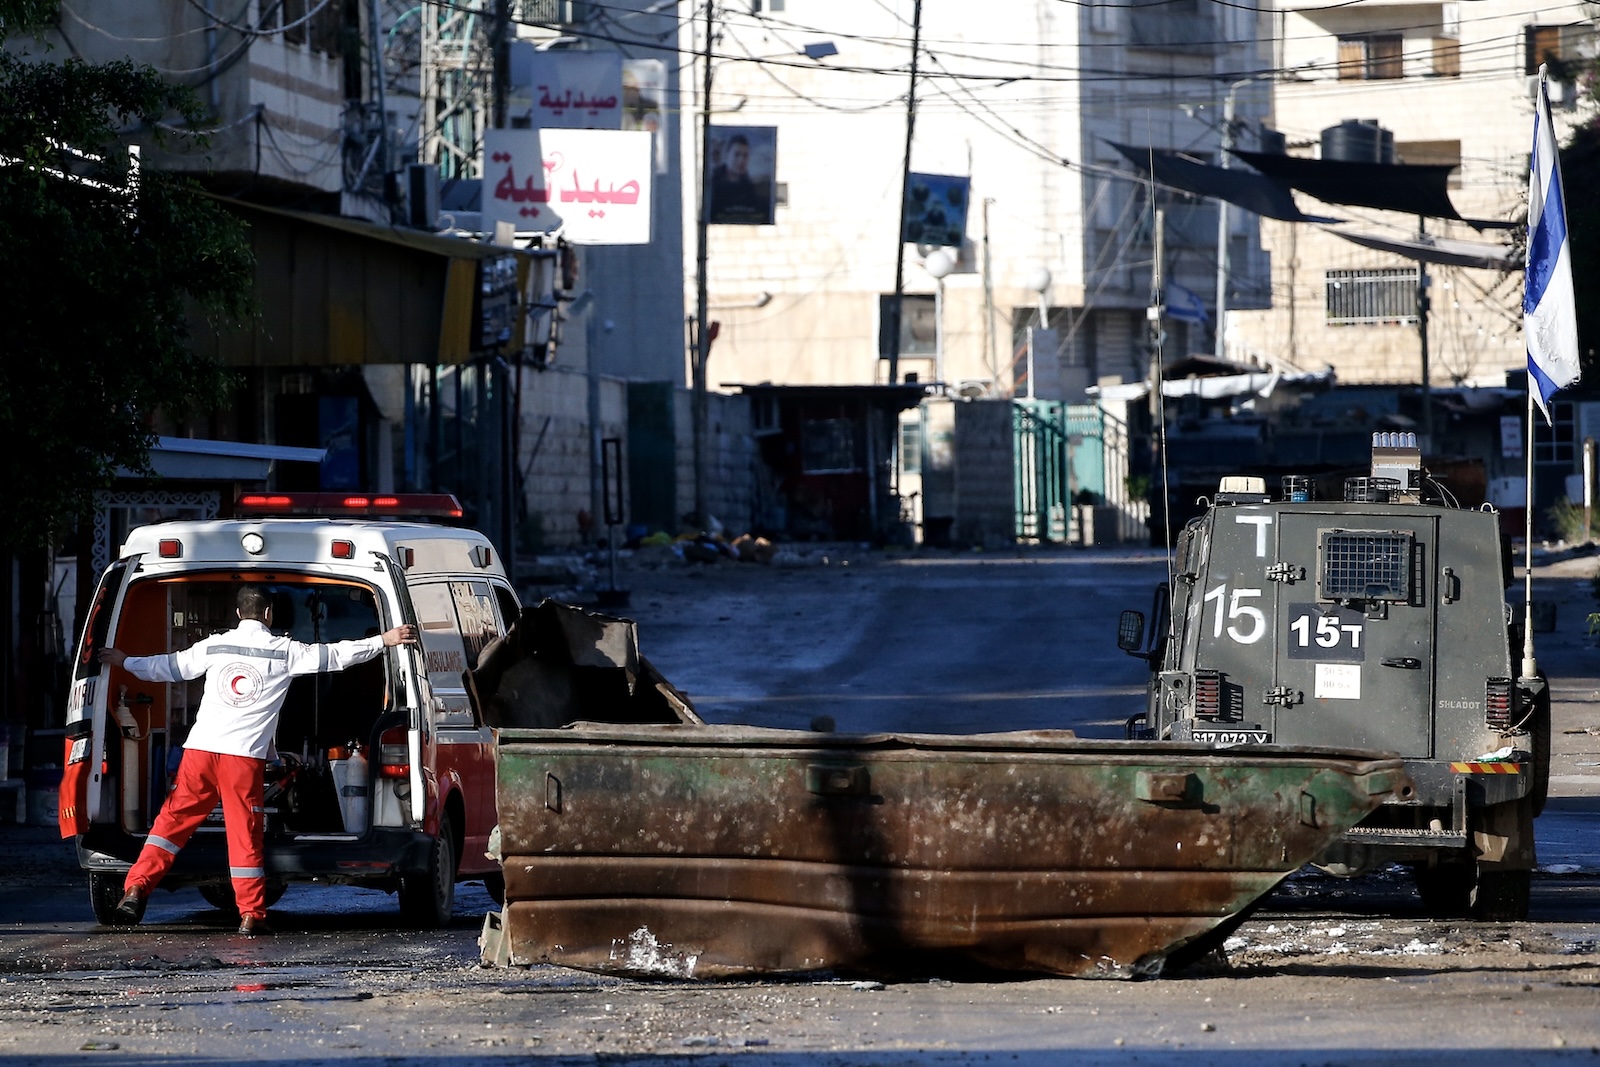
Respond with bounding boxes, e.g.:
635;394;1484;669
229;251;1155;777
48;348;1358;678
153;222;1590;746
59;494;517;927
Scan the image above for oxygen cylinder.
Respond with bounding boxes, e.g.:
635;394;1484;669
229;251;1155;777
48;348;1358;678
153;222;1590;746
116;687;142;832
341;743;369;834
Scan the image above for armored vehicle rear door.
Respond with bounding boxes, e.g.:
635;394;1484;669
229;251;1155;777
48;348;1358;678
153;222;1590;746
1269;513;1436;756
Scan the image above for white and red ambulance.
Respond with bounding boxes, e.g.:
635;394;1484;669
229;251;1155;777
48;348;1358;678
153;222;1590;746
59;494;515;927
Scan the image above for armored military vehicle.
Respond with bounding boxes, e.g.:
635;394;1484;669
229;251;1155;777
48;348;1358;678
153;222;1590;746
1118;432;1549;921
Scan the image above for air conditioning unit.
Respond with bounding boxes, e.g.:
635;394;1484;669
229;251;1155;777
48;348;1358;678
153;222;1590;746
519;0;589;25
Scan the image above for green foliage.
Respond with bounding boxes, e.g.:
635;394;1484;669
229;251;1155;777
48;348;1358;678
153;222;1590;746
0;20;253;546
1544;497;1592;544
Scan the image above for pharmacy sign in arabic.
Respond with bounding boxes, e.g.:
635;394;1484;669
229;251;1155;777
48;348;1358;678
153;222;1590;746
508;47;623;130
483;129;652;245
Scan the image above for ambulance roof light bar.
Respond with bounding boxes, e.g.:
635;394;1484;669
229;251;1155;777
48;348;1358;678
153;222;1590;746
235;492;465;520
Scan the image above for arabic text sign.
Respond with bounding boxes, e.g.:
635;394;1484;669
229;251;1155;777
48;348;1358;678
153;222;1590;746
483;129;652;245
509;47;623;130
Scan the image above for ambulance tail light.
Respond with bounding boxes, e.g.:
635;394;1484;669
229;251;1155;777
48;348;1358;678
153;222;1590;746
377;727;411;779
330;540;355;559
158;539;182;558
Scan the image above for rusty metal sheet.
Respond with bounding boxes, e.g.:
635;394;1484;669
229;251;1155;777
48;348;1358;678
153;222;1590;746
493;725;1409;979
468;601;701;730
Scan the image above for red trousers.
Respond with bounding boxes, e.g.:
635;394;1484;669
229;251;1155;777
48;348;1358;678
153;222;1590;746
125;749;269;920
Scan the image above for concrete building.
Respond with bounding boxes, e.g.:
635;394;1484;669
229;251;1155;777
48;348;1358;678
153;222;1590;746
678;0;1275;400
1229;0;1593;385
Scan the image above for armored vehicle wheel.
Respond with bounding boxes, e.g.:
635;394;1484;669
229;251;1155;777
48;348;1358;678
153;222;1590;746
1530;694;1551;817
198;881;287;916
399;822;456;928
1412;860;1474;919
1470;868;1531;922
88;872;124;926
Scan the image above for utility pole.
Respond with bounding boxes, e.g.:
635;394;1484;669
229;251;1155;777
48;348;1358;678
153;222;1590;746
1214;86;1236;361
490;0;511;129
982;197;997;386
886;0;924;386
692;0;714;530
1415;218;1432;448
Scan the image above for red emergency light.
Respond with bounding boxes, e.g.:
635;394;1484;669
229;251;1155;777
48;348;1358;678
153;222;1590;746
235;492;465;520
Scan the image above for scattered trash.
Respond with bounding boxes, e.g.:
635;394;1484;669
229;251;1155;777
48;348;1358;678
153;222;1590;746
850;980;884;991
1542;864;1581;874
681;1035;720;1047
79;1042;120;1051
1200;1022;1216;1033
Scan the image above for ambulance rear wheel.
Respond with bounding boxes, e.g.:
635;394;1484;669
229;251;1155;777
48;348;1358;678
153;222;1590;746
88;872;123;926
399;822;456;928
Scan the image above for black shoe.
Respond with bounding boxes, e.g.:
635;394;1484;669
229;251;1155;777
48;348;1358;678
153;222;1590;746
113;887;147;926
237;915;273;936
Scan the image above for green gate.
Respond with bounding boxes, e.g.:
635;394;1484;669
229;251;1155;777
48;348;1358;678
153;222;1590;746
1013;401;1108;543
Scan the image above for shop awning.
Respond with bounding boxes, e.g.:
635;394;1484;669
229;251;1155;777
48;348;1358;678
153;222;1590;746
190;199;522;367
120;437;326;480
1108;141;1337;223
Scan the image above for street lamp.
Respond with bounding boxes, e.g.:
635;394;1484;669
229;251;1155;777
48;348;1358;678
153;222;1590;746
1023;265;1052;400
923;248;956;389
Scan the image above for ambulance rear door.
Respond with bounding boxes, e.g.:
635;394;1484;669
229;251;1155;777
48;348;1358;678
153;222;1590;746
60;558;134;836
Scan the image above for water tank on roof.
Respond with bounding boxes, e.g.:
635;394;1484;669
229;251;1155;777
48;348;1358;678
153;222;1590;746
1321;119;1394;164
1256;126;1287;155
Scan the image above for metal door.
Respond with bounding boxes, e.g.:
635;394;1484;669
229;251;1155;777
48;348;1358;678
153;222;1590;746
1271;513;1436;756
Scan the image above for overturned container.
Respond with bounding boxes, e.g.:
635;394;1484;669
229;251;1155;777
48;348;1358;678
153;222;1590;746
485;715;1408;979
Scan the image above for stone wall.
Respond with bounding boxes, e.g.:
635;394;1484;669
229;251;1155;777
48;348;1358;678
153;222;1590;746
953;399;1016;549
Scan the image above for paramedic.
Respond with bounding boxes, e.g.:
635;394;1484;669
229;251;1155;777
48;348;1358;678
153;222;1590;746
97;584;417;935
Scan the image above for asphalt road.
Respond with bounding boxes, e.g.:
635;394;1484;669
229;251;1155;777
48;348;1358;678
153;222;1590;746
1;544;1598;1064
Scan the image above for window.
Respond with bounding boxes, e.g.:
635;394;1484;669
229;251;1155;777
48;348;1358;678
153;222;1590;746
449;581;504;669
1325;268;1419;326
800;419;859;474
1526;23;1598;76
1431;37;1460;77
1338;35;1403;80
1319;531;1413;602
899;420;922;476
1534;400;1576;464
282;0;305;45
410;583;475;727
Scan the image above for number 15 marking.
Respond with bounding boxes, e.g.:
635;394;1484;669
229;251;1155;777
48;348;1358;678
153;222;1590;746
1204;582;1266;644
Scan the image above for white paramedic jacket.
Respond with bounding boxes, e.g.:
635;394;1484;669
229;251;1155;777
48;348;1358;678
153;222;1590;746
120;619;387;760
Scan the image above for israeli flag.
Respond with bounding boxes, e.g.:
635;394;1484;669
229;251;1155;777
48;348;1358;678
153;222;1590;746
1525;67;1581;423
1166;282;1209;326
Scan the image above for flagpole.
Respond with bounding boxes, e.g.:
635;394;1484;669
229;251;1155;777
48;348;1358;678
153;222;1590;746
1522;386;1538;679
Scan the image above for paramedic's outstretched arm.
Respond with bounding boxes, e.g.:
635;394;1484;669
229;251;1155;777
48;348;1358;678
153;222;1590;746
98;642;212;682
284;624;418;676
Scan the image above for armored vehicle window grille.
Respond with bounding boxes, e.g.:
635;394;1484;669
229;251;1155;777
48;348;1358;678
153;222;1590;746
1319;531;1412;601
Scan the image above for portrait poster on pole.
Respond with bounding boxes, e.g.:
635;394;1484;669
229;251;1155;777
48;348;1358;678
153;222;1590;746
902;173;970;247
707;125;777;225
